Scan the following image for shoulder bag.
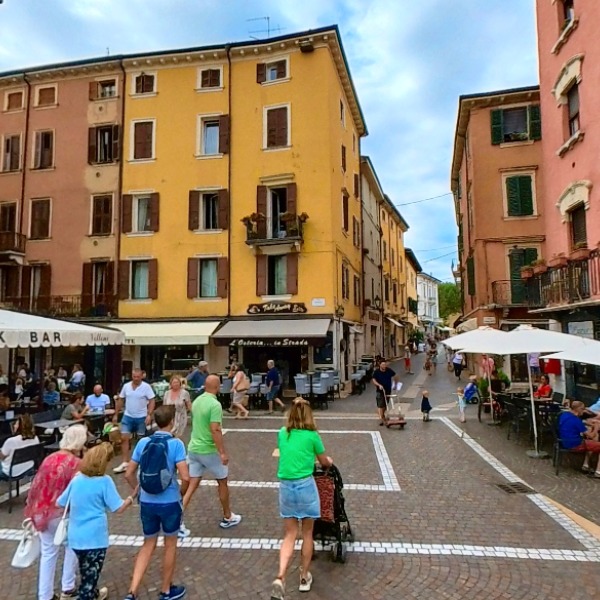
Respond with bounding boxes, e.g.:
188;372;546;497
53;495;70;546
11;519;40;568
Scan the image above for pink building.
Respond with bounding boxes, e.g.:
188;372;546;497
534;0;600;401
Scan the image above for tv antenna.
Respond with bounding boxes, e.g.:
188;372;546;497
247;16;284;39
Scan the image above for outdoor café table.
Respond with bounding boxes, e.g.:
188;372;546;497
35;418;74;443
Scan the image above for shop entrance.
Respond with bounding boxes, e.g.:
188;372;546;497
241;346;302;389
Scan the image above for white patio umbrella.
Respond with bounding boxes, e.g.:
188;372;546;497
544;338;600;366
442;326;509;352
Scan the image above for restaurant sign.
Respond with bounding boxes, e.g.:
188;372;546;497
230;338;309;347
247;302;307;315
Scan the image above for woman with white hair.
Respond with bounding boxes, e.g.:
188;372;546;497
24;424;88;600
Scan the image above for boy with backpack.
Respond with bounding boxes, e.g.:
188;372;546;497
124;405;190;600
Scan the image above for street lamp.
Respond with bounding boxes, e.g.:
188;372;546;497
373;295;382;310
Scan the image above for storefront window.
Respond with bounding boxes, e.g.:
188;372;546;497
314;332;333;364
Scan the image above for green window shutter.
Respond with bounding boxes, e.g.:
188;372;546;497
491;109;503;145
524;247;538;266
528;104;542;141
506;177;521;216
518;175;533;216
506;176;533;217
466;256;475;296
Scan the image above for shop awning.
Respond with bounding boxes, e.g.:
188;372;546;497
386;317;404;328
110;321;221;345
212;318;331;345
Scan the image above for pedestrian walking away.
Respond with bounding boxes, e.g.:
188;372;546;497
270;398;333;600
113;368;156;474
371;361;399;426
57;443;137;600
182;374;242;532
403;345;414;375
266;360;285;413
124;405;190;600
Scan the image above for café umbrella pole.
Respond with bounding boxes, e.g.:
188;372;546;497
525;360;547;459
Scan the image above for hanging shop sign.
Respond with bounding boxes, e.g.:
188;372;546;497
230;338;310;347
247;302;308;315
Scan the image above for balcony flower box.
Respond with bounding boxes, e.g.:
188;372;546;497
520;267;534;280
569;247;591;262
533;263;548;275
548;255;568;268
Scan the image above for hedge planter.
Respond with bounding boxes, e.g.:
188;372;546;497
548;256;568;268
533;264;548;275
569;248;591;262
520;268;534;280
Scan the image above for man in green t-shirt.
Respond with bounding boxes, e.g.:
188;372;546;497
182;374;242;531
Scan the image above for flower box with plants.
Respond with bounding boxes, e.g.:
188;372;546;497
548;253;568;268
569;242;591;262
531;259;547;275
520;265;534;279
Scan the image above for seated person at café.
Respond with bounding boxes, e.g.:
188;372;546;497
533;374;553;399
558;401;600;476
61;393;89;421
582;398;600;419
11;377;24;401
43;381;60;408
85;384;111;412
66;364;85;392
0;414;40;478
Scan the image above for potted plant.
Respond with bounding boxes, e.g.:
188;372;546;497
569;241;591;262
531;258;548;275
520;265;534;279
548;253;568;268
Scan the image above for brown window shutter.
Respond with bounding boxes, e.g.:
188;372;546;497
287;253;298;295
121;194;133;234
118;260;130;300
187;258;199;299
82;262;93;310
89;81;97;101
210;69;221;87
135;76;143;94
256;255;267;296
256;185;267;238
188;190;200;230
286;183;297;215
201;70;210;88
218;114;230;154
112;125;120;162
149;192;160;232
105;261;115;296
148;259;158;299
33;131;42;168
37;264;52;310
276;60;287;79
217;189;229;230
134;122;152;159
6;266;19;303
341;145;346;171
276;107;288;146
217;257;228;298
353;173;359;198
256;63;266;84
10;135;20;170
20;266;31;309
87;127;97;164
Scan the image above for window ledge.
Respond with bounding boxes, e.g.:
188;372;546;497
194;153;224;160
2;108;25;113
0;169;22;176
261;295;292;301
192;229;224;235
30;167;55;172
124;299;152;304
499;139;535;149
195;87;224;93
551;18;579;55
125;232;155;237
262;145;292;153
88;161;118;167
193;297;221;302
502;215;539;221
28;238;51;242
557;130;584;157
127;158;156;164
87;233;114;238
91;96;119;102
129;92;157;98
34;104;59;110
260;77;291;87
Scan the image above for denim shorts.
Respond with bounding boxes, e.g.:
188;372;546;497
188;451;229;480
267;385;280;401
279;476;320;520
121;415;147;436
140;501;182;537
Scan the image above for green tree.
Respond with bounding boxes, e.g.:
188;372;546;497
438;282;461;322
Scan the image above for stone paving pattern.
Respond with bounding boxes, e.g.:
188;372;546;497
1;352;600;598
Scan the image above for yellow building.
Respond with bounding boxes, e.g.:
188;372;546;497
404;248;422;334
115;26;367;382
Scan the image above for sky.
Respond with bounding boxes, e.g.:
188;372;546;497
0;0;539;281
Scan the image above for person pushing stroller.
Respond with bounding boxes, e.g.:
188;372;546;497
371;361;400;426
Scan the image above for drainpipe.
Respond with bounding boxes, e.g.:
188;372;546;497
19;74;31;244
225;45;232;321
116;60;126;314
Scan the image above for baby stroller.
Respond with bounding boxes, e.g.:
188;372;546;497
313;464;354;563
384;393;406;429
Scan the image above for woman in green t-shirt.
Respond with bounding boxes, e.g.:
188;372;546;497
270;398;332;599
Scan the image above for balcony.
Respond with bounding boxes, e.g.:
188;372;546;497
0;294;117;318
491;280;541;307
244;214;305;247
526;249;600;308
0;232;26;254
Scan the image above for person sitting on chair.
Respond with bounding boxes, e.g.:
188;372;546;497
0;414;40;478
533;374;553;400
558;401;600;477
43;381;60;408
62;393;89;421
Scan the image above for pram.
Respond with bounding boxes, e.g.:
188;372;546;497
313;464;354;563
384;393;406;429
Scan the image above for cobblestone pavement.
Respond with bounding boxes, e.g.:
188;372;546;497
2;352;600;598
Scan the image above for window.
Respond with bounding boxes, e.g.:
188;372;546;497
201;119;219;155
132;121;154;160
340;100;345;126
36;85;56;107
33;130;54;169
134;73;155;94
383;240;387;261
342;194;349;232
131;260;150;299
352;133;356;153
570;204;587;248
341;145;346;172
567;83;580;137
200;68;221;89
134;195;152;232
265;106;289;148
467;256;475;296
352;217;360;247
122;193;159;234
88;125;119;164
381;211;386;222
341;264;350;300
257;59;287;83
2;134;20;171
199;258;218;298
90;79;117;100
268;187;288;239
91;195;112;235
0;203;16;232
30;198;51;239
392;283;398;304
563;0;575;24
384;278;390;302
490;105;541;144
391;248;395;266
92;262;109;299
505;175;534;217
268;255;287;296
353;275;360;306
5;91;23;111
202;193;219;230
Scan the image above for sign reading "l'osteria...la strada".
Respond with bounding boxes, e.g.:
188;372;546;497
247;302;307;315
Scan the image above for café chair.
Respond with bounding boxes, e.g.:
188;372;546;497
0;444;44;513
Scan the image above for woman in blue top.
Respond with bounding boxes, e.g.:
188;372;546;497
57;443;137;600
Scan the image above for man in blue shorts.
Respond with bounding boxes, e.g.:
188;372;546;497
124;405;190;600
113;368;156;474
266;359;285;413
371;360;399;426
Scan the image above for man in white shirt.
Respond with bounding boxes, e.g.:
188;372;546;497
85;384;111;412
113;368;155;474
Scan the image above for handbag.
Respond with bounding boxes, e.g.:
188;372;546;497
11;519;40;568
53;496;70;546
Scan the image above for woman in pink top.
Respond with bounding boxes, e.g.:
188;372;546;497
24;424;88;600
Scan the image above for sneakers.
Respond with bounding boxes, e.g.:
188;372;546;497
178;523;191;539
299;572;313;592
59;591;78;600
158;584;186;600
270;578;285;600
113;461;129;474
96;588;108;600
124;595;137;600
219;512;242;529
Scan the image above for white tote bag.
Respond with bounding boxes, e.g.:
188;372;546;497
53;497;70;546
11;519;40;568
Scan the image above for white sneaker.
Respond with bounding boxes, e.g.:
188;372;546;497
299;572;313;592
97;587;108;600
178;523;191;538
270;578;285;600
219;512;242;528
112;461;128;474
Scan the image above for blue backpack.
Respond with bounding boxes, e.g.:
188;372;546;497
139;434;173;494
